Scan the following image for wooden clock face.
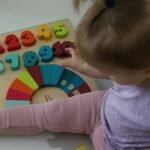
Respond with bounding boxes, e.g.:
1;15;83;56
5;64;92;107
31;87;68;104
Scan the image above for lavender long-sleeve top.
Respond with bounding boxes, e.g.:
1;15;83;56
101;83;150;150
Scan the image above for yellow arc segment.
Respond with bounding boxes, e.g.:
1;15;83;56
18;71;39;91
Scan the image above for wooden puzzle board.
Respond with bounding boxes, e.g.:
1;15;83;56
0;19;97;108
0;19;97;150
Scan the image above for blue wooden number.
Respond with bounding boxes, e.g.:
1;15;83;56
38;45;54;63
0;61;5;74
23;51;39;67
5;53;20;70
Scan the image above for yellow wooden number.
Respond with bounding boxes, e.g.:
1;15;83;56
37;24;52;40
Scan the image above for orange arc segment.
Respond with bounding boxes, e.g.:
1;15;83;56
10;79;35;96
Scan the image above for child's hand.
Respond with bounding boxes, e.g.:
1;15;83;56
61;48;110;79
61;48;85;73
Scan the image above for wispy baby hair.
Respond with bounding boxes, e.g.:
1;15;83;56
74;0;150;70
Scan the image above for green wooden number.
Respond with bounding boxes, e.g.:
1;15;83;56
52;22;68;38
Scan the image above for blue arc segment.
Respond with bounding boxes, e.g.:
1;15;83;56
40;64;64;86
6;100;30;107
58;69;85;94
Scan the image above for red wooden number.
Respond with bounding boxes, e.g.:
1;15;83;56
52;41;64;57
5;34;21;51
62;41;75;57
21;31;36;47
52;41;75;57
0;45;5;54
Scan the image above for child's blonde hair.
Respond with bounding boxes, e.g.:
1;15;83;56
74;0;150;70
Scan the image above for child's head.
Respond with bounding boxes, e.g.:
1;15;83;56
74;0;150;85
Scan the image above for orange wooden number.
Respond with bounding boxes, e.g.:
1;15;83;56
21;31;36;47
5;34;21;52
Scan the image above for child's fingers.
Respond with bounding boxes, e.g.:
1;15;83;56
60;58;73;68
65;47;77;56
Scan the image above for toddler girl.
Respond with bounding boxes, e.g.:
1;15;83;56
1;0;150;149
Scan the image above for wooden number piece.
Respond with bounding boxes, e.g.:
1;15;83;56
5;34;21;51
37;24;52;40
21;30;36;47
0;45;5;54
23;51;39;67
0;61;5;74
52;41;64;57
39;45;54;63
5;53;20;71
62;41;75;57
52;41;75;57
52;22;68;38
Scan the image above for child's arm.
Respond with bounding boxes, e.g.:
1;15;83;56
81;62;110;79
61;48;110;79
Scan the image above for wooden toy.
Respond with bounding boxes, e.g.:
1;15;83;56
0;45;5;53
37;24;52;40
18;71;39;91
0;19;97;109
5;34;21;51
53;41;64;57
5;53;20;70
27;65;44;87
52;22;68;38
21;30;36;47
6;100;30;107
38;45;54;62
0;61;5;74
23;51;39;67
6;88;31;100
40;64;64;86
57;69;85;94
52;41;74;57
11;79;34;95
0;19;96;150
